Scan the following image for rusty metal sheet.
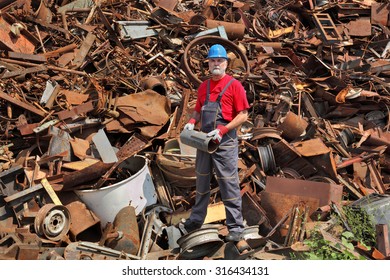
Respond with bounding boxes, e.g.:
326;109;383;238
69;137;90;161
345;18;371;37
265;176;343;208
260;191;319;236
62;158;100;171
307;153;338;182
241;192;270;229
56;100;94;120
292;138;330;157
16;123;39;135
65;200;101;241
0;15;35;53
116;89;170;126
155;0;179;11
61;89;89;105
272;139;318;178
371;2;389;26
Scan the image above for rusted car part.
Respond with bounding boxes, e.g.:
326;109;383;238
257;144;277;174
0;165;24;197
0;228;41;260
101;205;140;256
149;160;175;210
64;241;140;260
138;205;172;260
284;202;309;247
241;192;272;236
277;111;308;141
64;200;101;242
205;19;246;40
182;35;250;87
177;225;224;260
34;203;71;242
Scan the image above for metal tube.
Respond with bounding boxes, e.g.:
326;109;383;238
180;129;219;154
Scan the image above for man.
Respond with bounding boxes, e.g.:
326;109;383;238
180;44;250;242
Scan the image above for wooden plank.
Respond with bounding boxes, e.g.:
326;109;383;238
168;202;226;225
41;178;62;205
62;158;100;171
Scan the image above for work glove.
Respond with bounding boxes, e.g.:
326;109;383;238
184;118;196;131
207;125;229;144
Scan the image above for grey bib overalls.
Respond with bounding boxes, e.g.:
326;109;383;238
188;78;244;233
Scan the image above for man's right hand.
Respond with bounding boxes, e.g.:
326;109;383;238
184;118;196;130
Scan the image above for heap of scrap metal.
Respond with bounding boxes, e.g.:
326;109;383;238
1;0;390;260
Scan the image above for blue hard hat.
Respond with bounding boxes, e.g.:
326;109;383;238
207;44;228;59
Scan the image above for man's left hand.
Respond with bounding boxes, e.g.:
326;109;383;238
207;125;229;144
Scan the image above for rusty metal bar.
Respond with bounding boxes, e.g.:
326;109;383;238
0;90;46;117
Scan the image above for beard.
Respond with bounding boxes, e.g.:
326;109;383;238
211;67;225;76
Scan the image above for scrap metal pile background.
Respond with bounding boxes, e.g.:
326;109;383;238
1;0;390;260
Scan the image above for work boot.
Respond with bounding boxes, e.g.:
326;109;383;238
177;219;202;235
225;231;243;242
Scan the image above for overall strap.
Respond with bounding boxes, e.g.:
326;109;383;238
216;78;235;103
205;80;211;103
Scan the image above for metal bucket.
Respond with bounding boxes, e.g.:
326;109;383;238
75;156;157;228
156;138;196;188
180;129;219;154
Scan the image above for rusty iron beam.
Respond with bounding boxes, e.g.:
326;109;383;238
56;100;95;120
0;58;88;76
8;52;47;63
96;6;125;50
0;90;46;117
62;161;114;191
1;65;47;79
